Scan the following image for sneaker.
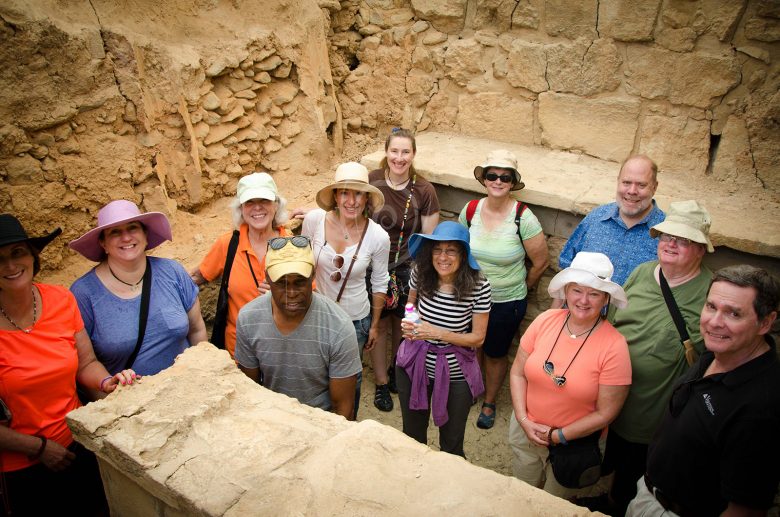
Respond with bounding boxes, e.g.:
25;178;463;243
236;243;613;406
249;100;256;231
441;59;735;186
387;366;398;394
374;384;393;412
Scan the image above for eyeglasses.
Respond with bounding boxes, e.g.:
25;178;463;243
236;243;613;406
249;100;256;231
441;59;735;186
330;254;345;282
268;235;311;251
659;233;695;248
432;248;459;257
543;361;567;387
484;172;514;184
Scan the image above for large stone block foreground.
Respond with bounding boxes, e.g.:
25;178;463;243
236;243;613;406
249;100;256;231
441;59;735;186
67;344;596;516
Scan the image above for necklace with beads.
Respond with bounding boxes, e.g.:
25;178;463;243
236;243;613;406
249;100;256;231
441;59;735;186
108;263;144;292
0;288;37;333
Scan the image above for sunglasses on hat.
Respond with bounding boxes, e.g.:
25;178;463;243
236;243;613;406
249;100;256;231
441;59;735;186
268;235;311;250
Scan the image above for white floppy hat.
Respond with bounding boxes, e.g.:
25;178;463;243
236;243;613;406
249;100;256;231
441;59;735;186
650;200;714;253
547;252;628;309
473;149;525;191
316;162;385;212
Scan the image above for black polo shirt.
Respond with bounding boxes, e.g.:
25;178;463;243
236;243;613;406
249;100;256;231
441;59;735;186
646;336;780;515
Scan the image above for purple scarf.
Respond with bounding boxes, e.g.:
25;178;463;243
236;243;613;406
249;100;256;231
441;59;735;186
396;338;484;427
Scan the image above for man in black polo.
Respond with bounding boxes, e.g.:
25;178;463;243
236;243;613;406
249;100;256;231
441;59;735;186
627;265;780;516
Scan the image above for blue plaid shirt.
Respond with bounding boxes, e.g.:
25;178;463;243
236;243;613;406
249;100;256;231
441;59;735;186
559;201;665;285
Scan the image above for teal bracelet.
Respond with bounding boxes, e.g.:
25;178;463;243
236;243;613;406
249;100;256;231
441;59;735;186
557;428;568;445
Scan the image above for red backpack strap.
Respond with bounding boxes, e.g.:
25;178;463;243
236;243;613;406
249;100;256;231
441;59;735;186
465;199;479;227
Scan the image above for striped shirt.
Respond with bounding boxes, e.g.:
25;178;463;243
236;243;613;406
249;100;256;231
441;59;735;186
410;270;492;380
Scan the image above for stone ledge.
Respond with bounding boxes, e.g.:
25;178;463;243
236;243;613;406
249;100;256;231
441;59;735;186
361;132;780;259
68;344;597;516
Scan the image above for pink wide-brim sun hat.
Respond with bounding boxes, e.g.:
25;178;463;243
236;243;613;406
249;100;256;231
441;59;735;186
68;200;172;262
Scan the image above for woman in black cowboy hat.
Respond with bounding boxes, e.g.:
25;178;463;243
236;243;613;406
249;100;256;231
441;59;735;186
0;214;137;515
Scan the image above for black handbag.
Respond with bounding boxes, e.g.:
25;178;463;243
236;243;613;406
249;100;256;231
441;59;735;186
547;430;602;489
211;230;240;349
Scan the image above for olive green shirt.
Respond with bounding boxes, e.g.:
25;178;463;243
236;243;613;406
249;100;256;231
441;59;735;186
610;261;713;444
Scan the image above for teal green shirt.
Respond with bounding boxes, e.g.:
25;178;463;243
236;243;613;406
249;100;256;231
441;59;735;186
458;199;542;303
609;261;713;444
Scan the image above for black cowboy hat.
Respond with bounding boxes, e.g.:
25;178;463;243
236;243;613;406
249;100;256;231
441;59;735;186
0;214;62;252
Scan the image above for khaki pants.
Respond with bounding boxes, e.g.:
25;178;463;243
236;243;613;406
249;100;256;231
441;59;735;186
625;477;680;517
508;410;606;500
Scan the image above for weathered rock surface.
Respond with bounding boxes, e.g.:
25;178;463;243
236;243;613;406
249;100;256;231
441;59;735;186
68;344;596;517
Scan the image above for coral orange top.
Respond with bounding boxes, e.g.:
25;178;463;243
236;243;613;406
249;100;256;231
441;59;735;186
0;284;82;472
199;224;289;357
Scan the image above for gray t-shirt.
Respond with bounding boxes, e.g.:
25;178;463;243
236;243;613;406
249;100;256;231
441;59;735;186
235;293;361;411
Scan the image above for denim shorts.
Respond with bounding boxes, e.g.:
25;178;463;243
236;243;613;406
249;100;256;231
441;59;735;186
483;298;528;358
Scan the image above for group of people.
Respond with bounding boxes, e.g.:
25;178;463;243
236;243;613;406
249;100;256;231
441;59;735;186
1;127;778;517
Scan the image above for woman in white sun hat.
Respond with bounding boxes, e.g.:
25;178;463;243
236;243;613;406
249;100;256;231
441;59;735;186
508;251;631;499
302;162;390;419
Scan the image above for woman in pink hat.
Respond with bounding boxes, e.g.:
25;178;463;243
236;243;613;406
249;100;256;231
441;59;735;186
69;200;207;376
190;172;291;358
0;214;137;515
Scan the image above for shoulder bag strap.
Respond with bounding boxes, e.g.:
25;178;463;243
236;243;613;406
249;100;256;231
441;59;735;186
216;230;241;304
336;220;370;303
125;257;152;370
465;199;479;226
659;268;698;366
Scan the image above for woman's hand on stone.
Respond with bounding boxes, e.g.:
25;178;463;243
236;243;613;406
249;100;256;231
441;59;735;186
103;369;140;393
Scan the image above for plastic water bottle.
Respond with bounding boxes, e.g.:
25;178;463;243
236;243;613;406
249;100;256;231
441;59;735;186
403;303;421;324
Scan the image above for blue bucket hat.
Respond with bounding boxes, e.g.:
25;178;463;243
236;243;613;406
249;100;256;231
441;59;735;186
408;221;480;271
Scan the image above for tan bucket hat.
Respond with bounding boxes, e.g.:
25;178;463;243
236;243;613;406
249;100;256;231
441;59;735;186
473;149;525;191
650;200;714;253
316;162;385;212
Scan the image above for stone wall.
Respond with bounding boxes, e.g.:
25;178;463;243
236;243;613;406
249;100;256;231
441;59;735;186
68;343;597;516
0;0;337;269
326;0;780;195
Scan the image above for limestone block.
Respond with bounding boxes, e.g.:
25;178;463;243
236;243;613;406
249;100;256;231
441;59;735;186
254;71;273;84
264;138;282;153
539;92;639;162
58;141;80;154
190;110;203;124
506;40;547;93
474;30;498;46
53;124;72;141
13;142;32;154
217;98;238;116
699;0;745;41
238;153;252;165
711;115;761;189
272;61;293;78
221;105;245;123
32;132;55;147
544;0;597;39
656;27;696;52
745;17;780;42
236;116;252;129
412;20;430;32
411;0;466;33
736;46;771;64
422;29;448;45
226;163;243;174
405;69;436;99
411;46;434;73
4;155;44;185
203;123;239;145
269;82;299;105
203;111;222;125
255;97;273;114
370;7;415;28
637;114;709;175
255;55;283;71
234;128;262;142
444;39;484;86
250;47;276;62
235;89;257;99
270;105;284;118
282;102;298;116
625;47;740;108
29;145;48;159
457;92;534;145
346;117;362;129
493;55;508;78
358;24;383;36
597;0;661;41
193;122;210;140
201;92;220;111
546;38;622;96
68;344;597;517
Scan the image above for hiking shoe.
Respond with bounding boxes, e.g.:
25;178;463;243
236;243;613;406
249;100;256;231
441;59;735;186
374;384;393;412
476;402;496;429
387;365;398;394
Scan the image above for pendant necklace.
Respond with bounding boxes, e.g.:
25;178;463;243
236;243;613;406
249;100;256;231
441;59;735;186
108;263;144;291
385;171;409;190
566;319;598;339
0;288;37;333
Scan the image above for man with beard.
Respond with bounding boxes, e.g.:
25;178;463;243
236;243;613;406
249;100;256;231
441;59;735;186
235;236;361;420
558;155;665;287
